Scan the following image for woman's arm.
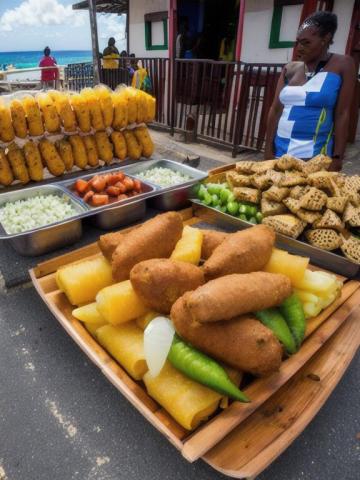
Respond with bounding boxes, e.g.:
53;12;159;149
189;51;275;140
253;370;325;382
264;68;286;159
331;56;356;171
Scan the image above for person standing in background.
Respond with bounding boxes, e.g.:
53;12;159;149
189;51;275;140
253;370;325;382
265;12;356;171
102;38;120;69
39;47;58;89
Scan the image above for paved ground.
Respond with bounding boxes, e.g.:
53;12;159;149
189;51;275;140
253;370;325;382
0;134;359;480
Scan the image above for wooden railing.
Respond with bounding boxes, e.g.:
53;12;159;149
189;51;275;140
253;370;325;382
63;58;284;155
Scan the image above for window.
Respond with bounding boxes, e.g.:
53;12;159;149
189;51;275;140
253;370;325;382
269;1;303;49
144;11;168;50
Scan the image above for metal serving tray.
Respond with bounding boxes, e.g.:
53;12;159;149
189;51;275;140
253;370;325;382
192;200;360;278
0;185;87;256
60;166;157;230
123;159;208;210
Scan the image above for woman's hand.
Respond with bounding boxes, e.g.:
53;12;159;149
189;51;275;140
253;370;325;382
328;157;343;172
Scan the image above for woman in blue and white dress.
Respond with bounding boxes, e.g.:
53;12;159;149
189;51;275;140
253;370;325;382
265;11;356;171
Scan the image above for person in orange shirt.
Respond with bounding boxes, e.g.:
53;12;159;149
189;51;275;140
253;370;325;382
39;46;59;89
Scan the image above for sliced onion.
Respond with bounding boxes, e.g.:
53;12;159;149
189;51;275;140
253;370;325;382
144;317;175;377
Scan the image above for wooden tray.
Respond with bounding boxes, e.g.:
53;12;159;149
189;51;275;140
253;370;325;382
30;207;360;478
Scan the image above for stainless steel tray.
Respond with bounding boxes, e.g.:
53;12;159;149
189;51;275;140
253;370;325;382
60;166;157;230
123;159;208;210
192;200;360;278
0;185;86;256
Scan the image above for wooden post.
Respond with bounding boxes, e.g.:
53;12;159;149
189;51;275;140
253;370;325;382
88;0;100;85
169;0;177;135
235;0;246;61
126;0;130;54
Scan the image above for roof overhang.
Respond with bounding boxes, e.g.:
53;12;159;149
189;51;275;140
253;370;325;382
72;0;128;15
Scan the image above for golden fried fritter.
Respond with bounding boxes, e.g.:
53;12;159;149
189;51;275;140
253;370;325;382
201;229;229;260
98;231;124;261
171;293;282;376
130;258;205;313
203;224;275;280
111;212;183;281
186;272;292;323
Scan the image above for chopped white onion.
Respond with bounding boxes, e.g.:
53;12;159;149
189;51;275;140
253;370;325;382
144;316;175;377
0;194;77;234
136;167;192;187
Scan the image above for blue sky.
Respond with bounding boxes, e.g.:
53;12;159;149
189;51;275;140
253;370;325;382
0;0;126;52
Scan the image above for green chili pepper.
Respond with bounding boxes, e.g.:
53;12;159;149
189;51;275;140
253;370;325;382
168;334;250;402
255;308;297;355
279;293;306;349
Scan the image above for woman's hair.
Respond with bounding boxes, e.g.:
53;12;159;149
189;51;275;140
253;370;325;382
44;46;51;56
301;11;338;43
108;37;116;46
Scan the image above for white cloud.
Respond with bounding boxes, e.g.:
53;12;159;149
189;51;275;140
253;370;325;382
98;14;126;43
0;0;86;32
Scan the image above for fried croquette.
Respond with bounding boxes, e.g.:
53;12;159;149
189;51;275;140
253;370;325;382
186;272;292;323
98;231;124;260
130;258;205;313
201;229;229;260
203;224;275;279
111;212;183;281
171;293;282;376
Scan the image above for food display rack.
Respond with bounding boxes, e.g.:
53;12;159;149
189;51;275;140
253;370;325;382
30;206;360;479
0;159;207;255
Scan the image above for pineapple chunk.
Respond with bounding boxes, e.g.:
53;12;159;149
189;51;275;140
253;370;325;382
264;248;309;286
294;289;319;304
56;256;113;305
97;322;147;380
72;302;106;324
303;301;323;319
136;311;159;330
96;280;148;325
143;361;222;430
170;225;203;265
294;270;337;293
85;320;107;337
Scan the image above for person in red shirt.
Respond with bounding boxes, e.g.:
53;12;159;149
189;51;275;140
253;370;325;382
39;46;59;89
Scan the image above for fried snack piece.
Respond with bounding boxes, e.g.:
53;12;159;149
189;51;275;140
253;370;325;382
98;231;124;260
22;95;44;136
7;143;29;184
171;294;282;376
82;135;99;167
39;139;65;176
49;90;77;132
81;88;105;131
95;131;113;164
37;93;61;133
125;87;138;124
112;90;128;130
70;93;91;133
136;90;148;124
186;272;292;323
112;211;183;281
23;141;43;181
145;94;156;123
201;229;229;260
123;130;142;160
110;131;127;160
130;258;205;314
203;224;275;280
69;135;88;169
0;100;15;142
0;147;14;186
94;85;113;127
10;99;27;138
56;139;74;171
134;126;154;158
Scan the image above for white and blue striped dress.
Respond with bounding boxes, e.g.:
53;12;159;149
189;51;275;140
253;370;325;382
274;71;342;159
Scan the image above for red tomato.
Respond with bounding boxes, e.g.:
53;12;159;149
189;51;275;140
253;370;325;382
91;194;109;206
117;194;128;201
107;172;125;185
133;179;142;192
91;176;107;192
106;186;120;197
83;190;95;203
123;177;134;191
75;179;88;194
114;182;127;194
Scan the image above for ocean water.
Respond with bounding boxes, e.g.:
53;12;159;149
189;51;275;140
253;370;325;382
0;50;92;69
